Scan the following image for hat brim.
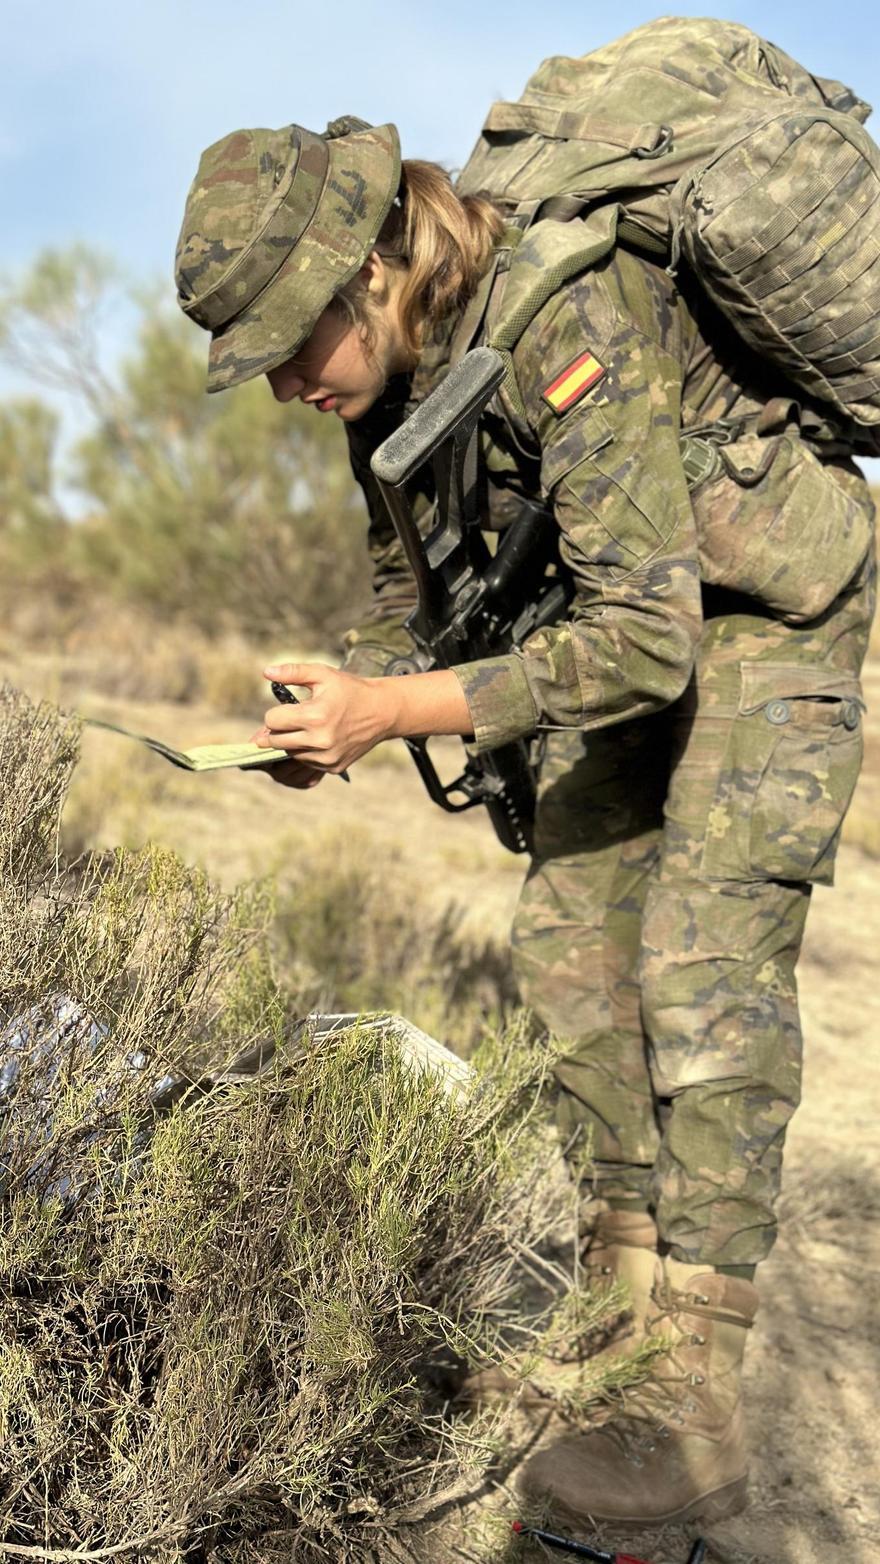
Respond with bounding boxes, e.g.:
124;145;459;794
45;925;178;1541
205;123;401;393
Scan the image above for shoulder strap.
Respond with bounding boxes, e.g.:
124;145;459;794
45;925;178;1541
486;208;621;418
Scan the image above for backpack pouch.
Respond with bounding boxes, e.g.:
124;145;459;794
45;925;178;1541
685;428;874;621
676;109;880;428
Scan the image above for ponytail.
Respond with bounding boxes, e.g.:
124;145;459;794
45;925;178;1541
385;160;505;356
336;159;505;359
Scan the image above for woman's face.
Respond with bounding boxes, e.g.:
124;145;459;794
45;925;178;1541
266;253;412;422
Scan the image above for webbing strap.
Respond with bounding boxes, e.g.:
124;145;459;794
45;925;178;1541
617;216;669;259
723;137;862;275
488;213;620;354
483;100;664;154
749;180;880;301
778;236;880;329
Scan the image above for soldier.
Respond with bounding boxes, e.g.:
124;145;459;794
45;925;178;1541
174;117;875;1527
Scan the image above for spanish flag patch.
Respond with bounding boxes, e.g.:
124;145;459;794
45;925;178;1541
542;351;606;415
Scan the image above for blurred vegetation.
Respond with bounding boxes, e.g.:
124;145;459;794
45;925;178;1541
0;246;371;651
269;823;519;1050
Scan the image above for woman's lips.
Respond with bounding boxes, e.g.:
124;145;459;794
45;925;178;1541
316;395;338;413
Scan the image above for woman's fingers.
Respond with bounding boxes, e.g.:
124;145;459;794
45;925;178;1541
263;703;320;733
260;757;326;789
263;662;329;690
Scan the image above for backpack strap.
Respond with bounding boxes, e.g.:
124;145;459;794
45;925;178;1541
516;192;669;264
448;226;524;369
483;101;670;156
486;207;621;418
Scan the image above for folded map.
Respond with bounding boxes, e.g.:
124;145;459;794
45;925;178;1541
85;718;288;773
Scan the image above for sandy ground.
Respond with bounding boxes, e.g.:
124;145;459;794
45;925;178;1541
5;651;879;1564
406;841;880;1564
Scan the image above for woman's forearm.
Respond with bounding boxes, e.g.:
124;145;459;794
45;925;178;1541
375;669;474;740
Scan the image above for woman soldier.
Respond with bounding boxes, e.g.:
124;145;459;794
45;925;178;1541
174;117;874;1529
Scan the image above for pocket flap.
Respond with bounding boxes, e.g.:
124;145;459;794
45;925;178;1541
739;660;864;715
541;405;614;494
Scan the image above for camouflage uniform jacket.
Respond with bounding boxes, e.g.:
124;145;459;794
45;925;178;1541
343;227;871;752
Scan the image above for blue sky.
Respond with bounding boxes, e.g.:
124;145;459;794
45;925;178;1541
5;0;878;280
3;0;879;481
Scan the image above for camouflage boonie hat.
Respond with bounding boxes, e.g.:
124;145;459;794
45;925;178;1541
175;117;401;392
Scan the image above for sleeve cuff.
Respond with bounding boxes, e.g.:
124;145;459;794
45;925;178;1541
341;623;416;678
451;655;539;753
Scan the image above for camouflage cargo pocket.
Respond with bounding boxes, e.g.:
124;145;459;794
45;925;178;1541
687;432;874;623
702;661;864;885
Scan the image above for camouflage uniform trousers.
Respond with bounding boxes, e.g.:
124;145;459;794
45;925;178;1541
512;556;875;1268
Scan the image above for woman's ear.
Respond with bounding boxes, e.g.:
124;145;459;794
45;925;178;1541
360;249;391;300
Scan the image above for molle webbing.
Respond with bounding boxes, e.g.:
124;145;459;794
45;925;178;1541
457;17;880;433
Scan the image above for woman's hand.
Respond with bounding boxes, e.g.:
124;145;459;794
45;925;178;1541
251;662;398;777
250;661;474;787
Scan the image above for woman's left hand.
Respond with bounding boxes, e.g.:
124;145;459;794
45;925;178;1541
250;662;396;774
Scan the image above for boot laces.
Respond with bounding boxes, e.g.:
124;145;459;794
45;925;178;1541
598;1281;730;1466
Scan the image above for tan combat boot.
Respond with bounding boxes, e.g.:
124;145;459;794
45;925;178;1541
518;1260;759;1527
580;1203;660;1357
461;1206;659;1409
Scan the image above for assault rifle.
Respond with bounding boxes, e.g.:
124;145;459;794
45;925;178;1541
370;347;571;855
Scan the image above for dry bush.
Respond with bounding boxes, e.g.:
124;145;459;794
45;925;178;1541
0;685;643;1563
271;825;518;1054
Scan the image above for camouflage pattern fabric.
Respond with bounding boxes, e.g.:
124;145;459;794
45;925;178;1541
176;118;400;392
456;17;871;244
343;233;876;1266
522;553;874;1266
683;425;874;622
456;16;880;435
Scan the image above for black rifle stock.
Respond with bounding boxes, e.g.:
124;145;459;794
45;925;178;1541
370;347;570;855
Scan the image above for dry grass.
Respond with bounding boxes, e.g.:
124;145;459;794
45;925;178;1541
0;596;320;720
269;823;518;1053
0;685;648;1563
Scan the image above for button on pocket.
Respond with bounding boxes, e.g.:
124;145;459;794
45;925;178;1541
702;662;865;885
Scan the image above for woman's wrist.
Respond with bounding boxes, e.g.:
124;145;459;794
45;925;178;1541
370;669;474;742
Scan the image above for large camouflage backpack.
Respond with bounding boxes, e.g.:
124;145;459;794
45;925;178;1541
456;17;880;445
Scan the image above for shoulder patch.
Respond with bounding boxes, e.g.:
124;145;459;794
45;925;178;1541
542;351;606;415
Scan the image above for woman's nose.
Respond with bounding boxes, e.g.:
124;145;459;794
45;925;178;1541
267;364;306;402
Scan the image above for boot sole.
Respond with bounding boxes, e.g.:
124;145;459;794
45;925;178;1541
667;1474;748;1525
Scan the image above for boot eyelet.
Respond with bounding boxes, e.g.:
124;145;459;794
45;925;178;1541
694;1375;705;1385
697;1294;709;1304
691;1333;706;1345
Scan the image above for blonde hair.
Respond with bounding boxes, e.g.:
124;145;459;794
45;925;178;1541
336;159;505;360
